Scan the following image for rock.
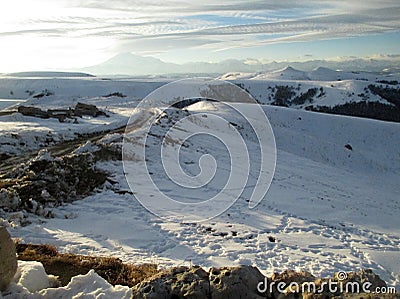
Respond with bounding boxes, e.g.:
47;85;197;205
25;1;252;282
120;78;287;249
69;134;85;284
132;265;268;299
2;150;107;215
132;266;210;299
333;269;386;293
0;226;18;291
345;144;353;151
18;106;50;119
270;270;316;299
272;269;389;299
0;189;21;211
209;266;266;299
48;108;74;121
17;103;108;120
271;269;316;286
74;102;108;117
132;265;271;298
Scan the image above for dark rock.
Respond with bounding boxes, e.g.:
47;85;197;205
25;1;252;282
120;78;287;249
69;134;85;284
74;102;108;117
18;106;50;119
345;144;353;151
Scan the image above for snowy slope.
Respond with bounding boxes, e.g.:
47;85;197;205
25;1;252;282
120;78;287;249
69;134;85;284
220;66;395;82
232;78;397;109
255;66;311;80
0;77;168;100
219;66;400;111
2;98;399;292
1;70;398;113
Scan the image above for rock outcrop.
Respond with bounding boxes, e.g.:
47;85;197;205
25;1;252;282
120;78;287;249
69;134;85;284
17;102;108;122
132;265;267;299
74;102;108;118
209;266;266;299
131;266;394;299
17;106;50;119
1;149;107;217
132;266;211;299
0;226;17;291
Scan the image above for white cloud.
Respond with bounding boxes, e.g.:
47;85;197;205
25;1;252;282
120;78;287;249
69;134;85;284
0;0;399;70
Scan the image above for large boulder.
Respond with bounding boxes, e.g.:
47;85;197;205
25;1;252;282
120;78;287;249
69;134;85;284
132;266;210;299
132;265;267;299
0;226;17;291
271;270;316;298
209;266;266;299
211;265;267;299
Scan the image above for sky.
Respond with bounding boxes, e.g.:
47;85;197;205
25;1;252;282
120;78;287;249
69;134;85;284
0;0;399;73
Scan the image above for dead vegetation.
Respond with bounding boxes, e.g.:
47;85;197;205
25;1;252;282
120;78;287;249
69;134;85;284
15;243;159;287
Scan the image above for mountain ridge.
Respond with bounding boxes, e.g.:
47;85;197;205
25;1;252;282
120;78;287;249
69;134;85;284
83;53;400;76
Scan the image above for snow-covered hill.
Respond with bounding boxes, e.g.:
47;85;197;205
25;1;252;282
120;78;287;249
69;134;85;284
5;72;94;78
2;67;398;122
221;67;400;122
0;74;399;296
220;66;396;82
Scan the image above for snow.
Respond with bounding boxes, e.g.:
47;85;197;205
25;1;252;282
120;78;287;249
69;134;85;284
38;270;131;299
1;262;131;299
13;261;53;292
1;73;399;296
219;66;387;82
4;72;94;78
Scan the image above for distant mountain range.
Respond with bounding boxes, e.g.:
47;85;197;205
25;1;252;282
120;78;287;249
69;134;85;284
83;53;400;76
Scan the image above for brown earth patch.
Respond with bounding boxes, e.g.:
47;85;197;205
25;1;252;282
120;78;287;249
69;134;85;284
16;243;159;287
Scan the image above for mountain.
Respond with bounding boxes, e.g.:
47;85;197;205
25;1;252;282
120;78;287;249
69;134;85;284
85;53;259;76
83;53;400;76
84;53;180;76
254;66;310;80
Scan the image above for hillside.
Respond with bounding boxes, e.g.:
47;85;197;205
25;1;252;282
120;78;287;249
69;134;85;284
1;67;398;122
5;72;94;78
0;74;399;298
225;67;400;122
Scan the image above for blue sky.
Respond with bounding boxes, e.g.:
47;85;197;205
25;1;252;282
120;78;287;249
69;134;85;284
0;0;399;72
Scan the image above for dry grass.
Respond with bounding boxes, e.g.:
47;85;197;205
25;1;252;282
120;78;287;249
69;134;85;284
16;243;159;287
